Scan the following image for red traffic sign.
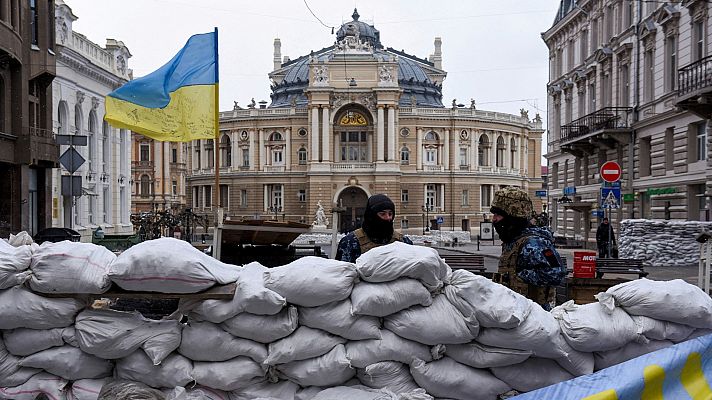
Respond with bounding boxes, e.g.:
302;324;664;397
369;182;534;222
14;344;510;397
600;161;622;183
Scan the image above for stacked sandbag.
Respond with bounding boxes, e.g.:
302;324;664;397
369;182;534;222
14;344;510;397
30;241;115;294
0;239;34;289
618;219;712;266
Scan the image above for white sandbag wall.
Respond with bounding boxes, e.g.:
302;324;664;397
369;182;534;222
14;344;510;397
619;219;712;266
0;236;711;400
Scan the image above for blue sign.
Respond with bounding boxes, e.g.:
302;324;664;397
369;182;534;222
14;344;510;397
563;186;576;195
591;209;605;218
601;186;621;209
535;190;547;197
603;181;622;188
436;216;444;224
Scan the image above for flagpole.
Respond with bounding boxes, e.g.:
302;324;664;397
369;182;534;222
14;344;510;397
213;27;220;226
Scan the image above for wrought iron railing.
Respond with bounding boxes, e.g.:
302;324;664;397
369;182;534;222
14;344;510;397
559;107;632;143
678;55;712;98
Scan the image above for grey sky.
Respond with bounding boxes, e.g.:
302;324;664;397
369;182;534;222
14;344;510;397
67;0;559;128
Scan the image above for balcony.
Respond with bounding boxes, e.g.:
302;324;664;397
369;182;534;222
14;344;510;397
132;160;154;170
263;165;285;173
676;55;712;118
331;163;376;172
424;165;444;172
559;107;633;157
20;127;58;166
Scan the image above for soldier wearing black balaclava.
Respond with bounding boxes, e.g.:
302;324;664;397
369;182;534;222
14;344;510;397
336;194;413;263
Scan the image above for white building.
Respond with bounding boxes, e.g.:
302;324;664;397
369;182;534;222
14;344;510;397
51;0;133;240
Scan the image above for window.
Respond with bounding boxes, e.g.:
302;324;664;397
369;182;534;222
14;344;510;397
644;48;654;102
624;2;633;28
205;140;214;168
193;186;200;208
88;111;97;171
578;89;585;119
424;131;438;141
478;134;490;166
103;187;110;224
172;180;178;196
88;187;95;225
665;35;677;92
139;143;150;162
204;185;212;208
298;189;306;203
619;64;629;107
298;147;307;165
481;185;492;208
602;71;612;107
340;131;367;162
580;30;588;63
400;146;410;165
697;122;707;161
665;128;674;171
401;189;409;204
401;219;408;229
591;18;599;51
552;162;559;189
30;0;38;46
462;189;469;206
640;137;652;177
425;148;437;165
459;148;468;167
220;135;231;167
426;184;437;208
588;82;596;112
194;143;201;170
240;189;248;207
266;184;283;210
140;175;150;198
510;138;517;168
102;122;110;173
272;148;284;165
242;148;249;167
694;19;705;61
567;40;574;70
171;148;178;163
496;136;505;167
220;185;229;208
269;132;283;141
565;93;572;122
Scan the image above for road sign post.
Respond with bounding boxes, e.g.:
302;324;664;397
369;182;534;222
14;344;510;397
600;161;622;183
58;135;87;229
600;161;621;258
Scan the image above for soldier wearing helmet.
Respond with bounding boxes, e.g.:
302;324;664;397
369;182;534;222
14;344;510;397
490;187;565;310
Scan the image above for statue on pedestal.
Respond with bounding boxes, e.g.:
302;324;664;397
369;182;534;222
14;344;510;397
313;201;329;229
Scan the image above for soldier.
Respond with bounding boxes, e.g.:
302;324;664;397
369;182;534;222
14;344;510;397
336;194;413;263
490;187;566;310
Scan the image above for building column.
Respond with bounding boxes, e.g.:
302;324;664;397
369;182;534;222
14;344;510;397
387;106;396;161
443;129;450;170
249;130;256;172
416;128;423;170
258;129;265;171
285;128;291;170
490;136;496;169
230;131;237;171
471;130;478;168
505;133;511;171
322;107;330;162
377;105;385;162
311;106;320;162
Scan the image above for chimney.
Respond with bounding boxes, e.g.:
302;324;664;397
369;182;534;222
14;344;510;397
273;38;282;70
430;37;442;70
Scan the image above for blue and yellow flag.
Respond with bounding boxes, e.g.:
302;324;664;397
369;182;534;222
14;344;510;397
105;30;218;142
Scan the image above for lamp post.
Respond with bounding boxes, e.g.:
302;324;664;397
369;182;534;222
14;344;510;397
268;203;282;221
422;204;434;234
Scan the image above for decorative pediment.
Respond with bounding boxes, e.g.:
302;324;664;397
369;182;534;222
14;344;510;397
548;84;563;96
682;0;708;20
338;111;368;126
639;19;657;42
594;47;613;63
655;4;680;35
572;69;587;84
614;43;633;59
561;78;574;90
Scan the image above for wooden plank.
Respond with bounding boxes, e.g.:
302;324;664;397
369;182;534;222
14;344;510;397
38;282;237;300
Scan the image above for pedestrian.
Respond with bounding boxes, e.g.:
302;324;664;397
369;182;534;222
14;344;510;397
596;217;616;258
336;194;413;263
490;187;566;311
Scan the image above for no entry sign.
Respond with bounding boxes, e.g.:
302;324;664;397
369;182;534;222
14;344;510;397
600;161;622;183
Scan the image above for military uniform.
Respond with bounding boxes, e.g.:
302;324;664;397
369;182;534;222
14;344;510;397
490;187;565;310
336;228;412;263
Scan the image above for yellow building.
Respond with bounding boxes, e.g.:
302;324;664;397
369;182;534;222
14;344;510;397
187;9;544;235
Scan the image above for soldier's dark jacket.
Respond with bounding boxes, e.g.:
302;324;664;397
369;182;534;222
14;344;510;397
508;226;566;287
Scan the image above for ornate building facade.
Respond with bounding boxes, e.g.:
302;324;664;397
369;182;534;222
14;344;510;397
51;0;133;240
544;0;712;247
130;137;188;214
0;0;57;237
188;10;544;234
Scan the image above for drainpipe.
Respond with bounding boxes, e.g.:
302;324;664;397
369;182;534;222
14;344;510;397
628;0;642;219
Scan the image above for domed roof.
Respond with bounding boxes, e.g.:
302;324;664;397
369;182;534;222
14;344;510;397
335;9;381;49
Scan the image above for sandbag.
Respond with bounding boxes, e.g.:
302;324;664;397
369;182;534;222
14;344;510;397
109;237;240;293
593;340;674;371
7;232;33;247
276;344;355;387
491;357;575;392
553;300;640;352
0;339;40;387
164;385;228;400
229;380;300;400
444;342;532;368
477;304;569;359
350;278;432;317
75;309;182;365
685;329;712;341
0;285;83;330
356;361;420;394
0;372;67;400
3;327;76;356
181;262;286;323
0;243;32;289
263;257;357;307
178;321;267;363
631;315;696;343
299;299;381;340
115;351;193;389
265;326;346;365
554;339;595;377
19;345;112;380
410;357;511;400
97;379;165;400
220;306;298;343
192;356;266;391
355;242;449;292
597;278;712;328
346;330;433;369
311;386;398;400
68;378;110;400
444;269;532;329
30;240;114;294
384;294;478;345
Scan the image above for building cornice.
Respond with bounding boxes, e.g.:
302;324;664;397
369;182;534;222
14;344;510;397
56;46;128;89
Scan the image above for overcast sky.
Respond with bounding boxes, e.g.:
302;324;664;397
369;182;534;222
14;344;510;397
67;0;560;129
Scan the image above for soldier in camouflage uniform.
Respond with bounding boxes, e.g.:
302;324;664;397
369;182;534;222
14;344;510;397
490;187;566;310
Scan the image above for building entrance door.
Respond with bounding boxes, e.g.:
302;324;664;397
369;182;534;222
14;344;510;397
337;186;368;233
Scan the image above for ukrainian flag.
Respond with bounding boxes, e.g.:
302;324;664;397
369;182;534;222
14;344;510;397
105;30;218;142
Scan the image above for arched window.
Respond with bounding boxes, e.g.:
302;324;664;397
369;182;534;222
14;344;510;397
496;136;505;167
88;110;97;171
58;101;69;135
220;134;231;167
510;137;517;169
478;134;490;166
423;131;440;166
400;146;410;165
424;131;439;141
194;141;201;170
205;139;214;168
269;132;283;141
298;147;307;165
140;175;150;197
102;121;110;173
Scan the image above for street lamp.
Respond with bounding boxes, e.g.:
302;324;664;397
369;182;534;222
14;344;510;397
422;204;434;234
268;203;282;221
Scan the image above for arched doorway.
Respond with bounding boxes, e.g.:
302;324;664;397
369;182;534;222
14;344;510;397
337;186;368;233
